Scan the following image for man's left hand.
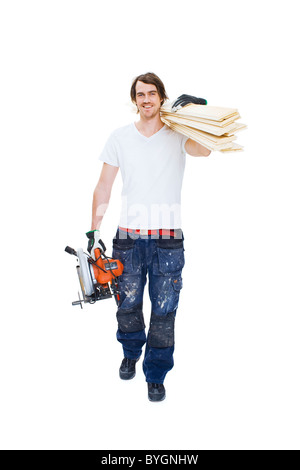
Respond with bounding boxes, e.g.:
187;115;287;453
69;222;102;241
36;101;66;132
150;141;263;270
171;94;207;111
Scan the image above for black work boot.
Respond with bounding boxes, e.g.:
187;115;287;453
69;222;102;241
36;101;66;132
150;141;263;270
147;383;166;402
119;357;139;380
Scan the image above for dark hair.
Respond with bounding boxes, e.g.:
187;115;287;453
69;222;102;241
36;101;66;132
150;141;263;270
130;72;168;110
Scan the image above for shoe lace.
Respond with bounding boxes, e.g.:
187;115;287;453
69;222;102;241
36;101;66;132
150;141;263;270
123;357;134;367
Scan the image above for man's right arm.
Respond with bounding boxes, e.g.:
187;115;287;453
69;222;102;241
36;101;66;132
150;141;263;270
91;162;119;230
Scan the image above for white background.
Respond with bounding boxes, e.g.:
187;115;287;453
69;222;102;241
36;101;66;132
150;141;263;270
0;0;299;450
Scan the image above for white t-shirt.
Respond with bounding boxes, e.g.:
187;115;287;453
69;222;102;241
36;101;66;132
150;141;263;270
99;123;188;230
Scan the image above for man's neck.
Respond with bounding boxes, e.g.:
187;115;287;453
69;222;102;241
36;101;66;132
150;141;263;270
135;115;164;138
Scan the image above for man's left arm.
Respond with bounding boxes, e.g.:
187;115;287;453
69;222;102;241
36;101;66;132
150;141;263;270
185;138;211;157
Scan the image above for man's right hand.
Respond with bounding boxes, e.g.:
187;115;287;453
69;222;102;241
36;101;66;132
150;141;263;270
86;230;102;259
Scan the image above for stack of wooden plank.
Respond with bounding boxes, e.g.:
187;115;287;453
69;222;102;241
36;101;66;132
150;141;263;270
160;102;246;152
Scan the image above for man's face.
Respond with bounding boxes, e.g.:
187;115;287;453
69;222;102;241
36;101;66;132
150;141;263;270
135;81;162;119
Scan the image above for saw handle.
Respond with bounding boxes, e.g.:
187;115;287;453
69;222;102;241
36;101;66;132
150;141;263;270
65;246;77;256
98;239;106;253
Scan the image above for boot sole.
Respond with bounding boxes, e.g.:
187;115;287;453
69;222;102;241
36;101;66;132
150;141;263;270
148;392;166;402
119;371;136;380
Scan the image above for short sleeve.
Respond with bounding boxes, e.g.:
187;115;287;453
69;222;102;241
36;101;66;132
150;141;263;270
181;134;189;154
99;131;119;167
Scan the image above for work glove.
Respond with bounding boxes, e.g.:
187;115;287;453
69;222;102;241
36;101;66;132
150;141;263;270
171;94;207;111
86;230;105;259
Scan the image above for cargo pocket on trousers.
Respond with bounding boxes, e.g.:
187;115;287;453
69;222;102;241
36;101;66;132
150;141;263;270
113;238;141;275
172;277;183;292
168;276;183;312
156;247;185;275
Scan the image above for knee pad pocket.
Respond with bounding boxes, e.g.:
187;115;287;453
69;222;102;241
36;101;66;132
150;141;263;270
117;304;145;333
148;311;175;348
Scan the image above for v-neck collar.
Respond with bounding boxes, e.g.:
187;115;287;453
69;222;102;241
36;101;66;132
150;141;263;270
133;122;166;140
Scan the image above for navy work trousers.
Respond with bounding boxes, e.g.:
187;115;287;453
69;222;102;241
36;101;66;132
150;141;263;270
112;228;185;384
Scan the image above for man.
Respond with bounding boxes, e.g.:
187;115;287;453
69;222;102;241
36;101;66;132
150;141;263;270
87;73;211;402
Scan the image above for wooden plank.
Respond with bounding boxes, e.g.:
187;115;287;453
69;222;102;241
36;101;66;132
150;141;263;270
161;110;241;128
164;121;236;151
161;114;242;136
220;143;243;152
161;103;239;122
175;124;237;144
160;102;245;152
223;123;247;136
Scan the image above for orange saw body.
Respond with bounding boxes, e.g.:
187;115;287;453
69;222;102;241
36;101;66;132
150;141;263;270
92;247;123;285
65;242;124;308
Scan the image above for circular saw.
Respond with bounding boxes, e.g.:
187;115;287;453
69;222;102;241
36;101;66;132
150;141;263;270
65;240;123;308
